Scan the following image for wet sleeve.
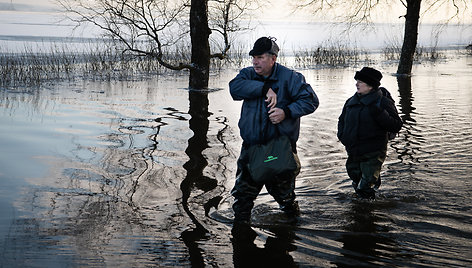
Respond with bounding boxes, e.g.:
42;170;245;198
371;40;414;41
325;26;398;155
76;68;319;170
337;102;347;143
286;72;319;118
229;68;265;101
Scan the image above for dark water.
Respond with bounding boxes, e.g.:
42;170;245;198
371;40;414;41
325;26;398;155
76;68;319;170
1;54;472;267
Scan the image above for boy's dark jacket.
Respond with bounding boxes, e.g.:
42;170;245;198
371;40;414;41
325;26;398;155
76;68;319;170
337;87;403;156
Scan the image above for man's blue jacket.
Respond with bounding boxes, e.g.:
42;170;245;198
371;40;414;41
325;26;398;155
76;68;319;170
230;63;319;146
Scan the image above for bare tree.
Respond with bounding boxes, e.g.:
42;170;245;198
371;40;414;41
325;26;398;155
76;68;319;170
296;0;470;75
57;0;256;89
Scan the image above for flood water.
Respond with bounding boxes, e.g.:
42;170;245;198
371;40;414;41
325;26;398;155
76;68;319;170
1;52;472;267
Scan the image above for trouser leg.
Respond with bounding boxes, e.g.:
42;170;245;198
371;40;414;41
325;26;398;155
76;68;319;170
231;147;263;223
346;150;386;199
346;155;362;190
265;154;301;215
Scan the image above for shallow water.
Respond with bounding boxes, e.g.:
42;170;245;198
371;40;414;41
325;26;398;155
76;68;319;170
1;53;472;267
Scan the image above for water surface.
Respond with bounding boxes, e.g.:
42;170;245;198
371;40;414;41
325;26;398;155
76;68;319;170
1;54;472;267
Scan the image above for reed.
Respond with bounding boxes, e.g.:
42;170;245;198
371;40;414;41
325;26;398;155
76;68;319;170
293;42;369;68
0;42;171;88
382;42;444;61
0;39;461;88
0;40;249;88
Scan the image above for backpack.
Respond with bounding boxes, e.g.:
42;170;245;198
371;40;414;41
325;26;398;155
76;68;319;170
377;87;399;140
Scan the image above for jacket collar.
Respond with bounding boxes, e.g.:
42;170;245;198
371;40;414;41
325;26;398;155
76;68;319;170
254;63;279;82
347;88;382;106
267;63;279;81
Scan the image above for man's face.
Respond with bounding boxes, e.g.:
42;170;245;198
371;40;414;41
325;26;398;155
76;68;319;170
252;53;276;77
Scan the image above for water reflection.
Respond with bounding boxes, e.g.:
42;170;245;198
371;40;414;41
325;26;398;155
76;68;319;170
180;90;223;266
2;57;472;266
396;76;415;124
335;201;398;267
232;225;297;267
390;76;423;169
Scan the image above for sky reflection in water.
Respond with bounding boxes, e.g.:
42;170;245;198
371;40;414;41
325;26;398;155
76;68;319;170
1;53;472;267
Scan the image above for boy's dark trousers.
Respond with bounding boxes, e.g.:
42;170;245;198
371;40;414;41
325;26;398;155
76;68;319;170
346;150;386;199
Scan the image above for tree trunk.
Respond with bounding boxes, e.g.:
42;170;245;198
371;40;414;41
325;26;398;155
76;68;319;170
189;0;211;89
397;0;422;75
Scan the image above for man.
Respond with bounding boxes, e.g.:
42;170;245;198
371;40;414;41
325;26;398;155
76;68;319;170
337;67;402;199
229;37;319;226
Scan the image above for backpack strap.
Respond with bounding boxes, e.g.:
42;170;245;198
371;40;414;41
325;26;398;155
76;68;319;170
379;87;394;102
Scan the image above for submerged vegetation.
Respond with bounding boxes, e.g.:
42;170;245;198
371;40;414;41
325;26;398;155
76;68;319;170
1;43;178;88
0;41;251;88
293;42;371;68
466;44;472;55
0;40;466;88
383;44;445;61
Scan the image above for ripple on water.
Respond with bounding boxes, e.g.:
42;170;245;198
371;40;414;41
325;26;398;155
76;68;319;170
1;57;472;267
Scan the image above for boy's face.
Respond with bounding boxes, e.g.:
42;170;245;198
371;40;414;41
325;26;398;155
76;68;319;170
252;53;276;77
356;80;373;95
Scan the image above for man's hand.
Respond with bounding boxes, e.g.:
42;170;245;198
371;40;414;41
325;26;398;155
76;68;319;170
268;107;285;124
265;88;277;109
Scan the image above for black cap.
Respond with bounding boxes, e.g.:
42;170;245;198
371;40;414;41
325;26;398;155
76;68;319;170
354;67;383;88
249;37;279;56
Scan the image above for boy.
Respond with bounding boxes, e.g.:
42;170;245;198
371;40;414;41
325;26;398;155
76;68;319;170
337;67;402;199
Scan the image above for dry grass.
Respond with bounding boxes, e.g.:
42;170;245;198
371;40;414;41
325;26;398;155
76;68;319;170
1;39;465;88
0;43;167;88
0;40;248;88
293;42;371;68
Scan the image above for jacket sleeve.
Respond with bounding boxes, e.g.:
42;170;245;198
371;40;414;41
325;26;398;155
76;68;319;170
229;68;265;101
285;72;319;118
337;103;347;143
373;97;403;133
